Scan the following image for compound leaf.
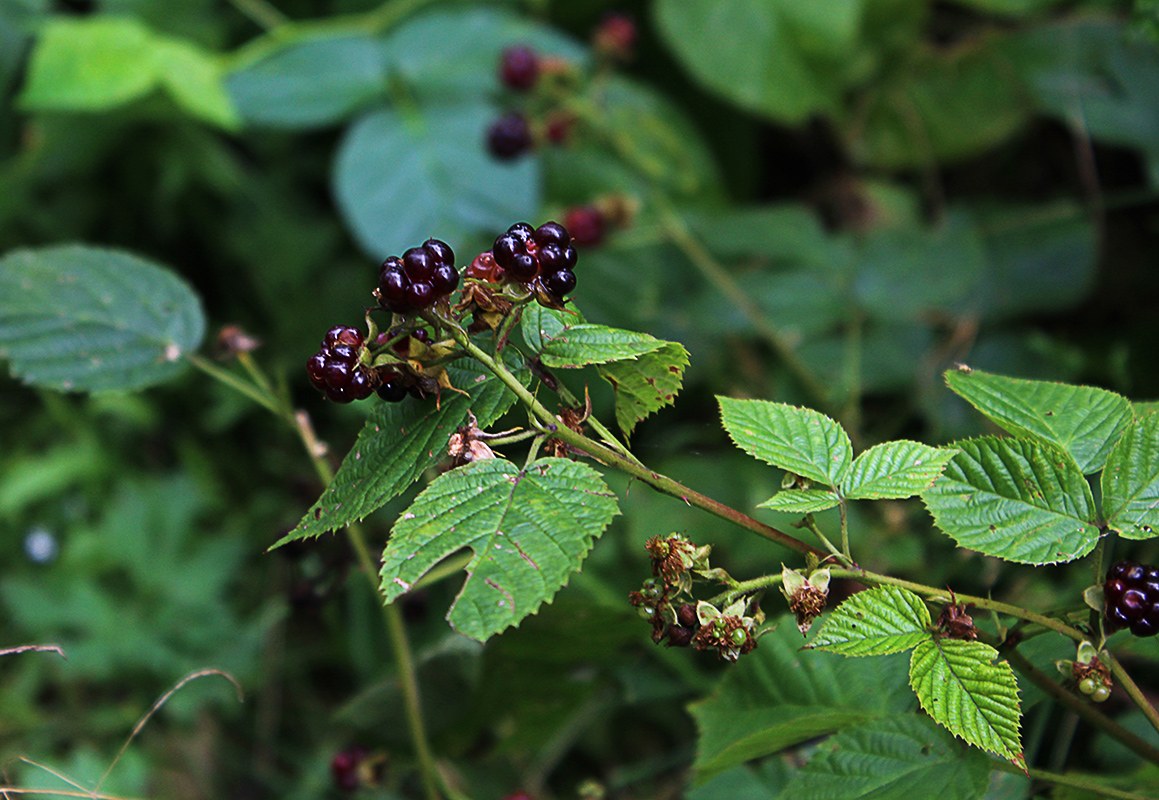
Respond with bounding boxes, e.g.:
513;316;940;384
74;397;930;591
945;368;1132;474
782;714;993;800
843;440;958;500
909;638;1023;766
757;489;841;514
1102;412;1159;540
597;342;689;437
921;437;1099;565
334;103;538;261
380;458;619;641
538;324;667;368
718;398;852;487
0;245;205;393
810;586;932;656
152;37;240;130
280;357;524;545
689;617;914;785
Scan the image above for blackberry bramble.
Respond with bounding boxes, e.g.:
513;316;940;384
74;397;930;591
490;220;578;303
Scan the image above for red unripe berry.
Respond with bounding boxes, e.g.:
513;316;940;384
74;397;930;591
563;205;606;247
499;45;540;91
594;12;637;60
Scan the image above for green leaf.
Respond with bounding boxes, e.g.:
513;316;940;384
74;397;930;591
334;103;538;261
689;617;915;785
782;714;993;800
520;303;586;353
1102;412;1159;540
0;245;205;393
380;458;619;641
226;34;388;129
655;0;861;123
909;638;1023;766
20;16;155;111
539;323;667;368
279;357;524;545
718;397;853;487
921;437;1100;565
597;342;688;437
152;37;240;130
843;441;958;500
945;368;1133;474
810;586;932;656
757;489;841;514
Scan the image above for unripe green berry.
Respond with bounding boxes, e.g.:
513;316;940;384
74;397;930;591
1091;684;1111;703
637;605;656;621
729;628;747;646
1078;677;1098;695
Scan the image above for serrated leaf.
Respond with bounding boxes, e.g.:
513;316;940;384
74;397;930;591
843;440;958;500
279;358;524;545
226;34;388;129
1102;412;1159;540
597;342;688;437
718;397;852;487
921;437;1100;565
810;586;932;656
0;245;205;393
334;103;538;261
538;324;667;368
757;489;841;514
909;638;1023;766
690;617;915;785
379;458;619;641
520;303;586;353
945;368;1133;474
20;17;155;111
782;714;992;800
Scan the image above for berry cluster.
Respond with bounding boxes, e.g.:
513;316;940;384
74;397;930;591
490;221;577;301
486;112;534;160
306;326;377;403
1104;560;1159;636
375;239;459;314
499;45;540;91
374;329;431;403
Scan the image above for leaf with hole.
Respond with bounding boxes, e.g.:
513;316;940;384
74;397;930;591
810;586;932;656
843;440;958;500
1102;412;1159;540
0;245;205;393
921;436;1099;564
380;458;619;641
718;398;852;487
597;342;688;438
945;368;1132;474
909;638;1023;766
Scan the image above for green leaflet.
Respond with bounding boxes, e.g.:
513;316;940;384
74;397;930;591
380;458;619;641
538;323;667;368
843;440;958;500
909;638;1023;767
597;342;689;437
718;397;852;487
758;489;841;514
782;714;993;800
0;245;205;393
921;436;1100;565
1102;412;1159;539
809;586;932;656
944;367;1133;474
279;357;524;545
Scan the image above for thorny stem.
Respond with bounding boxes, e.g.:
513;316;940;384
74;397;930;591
449;327;824;559
192;354;445;800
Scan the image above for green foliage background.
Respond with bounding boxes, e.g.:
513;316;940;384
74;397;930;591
3;0;1159;797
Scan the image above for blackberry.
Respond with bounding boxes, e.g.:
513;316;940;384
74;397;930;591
374;238;459;314
487;112;533;160
307;325;377;403
499;45;540;91
488;220;578;303
1104;559;1159;636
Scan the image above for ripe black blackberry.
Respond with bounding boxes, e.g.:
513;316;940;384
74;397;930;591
375;238;459;314
307;326;378;403
1104;560;1159;636
487;112;533;160
499;45;540;91
489;220;577;303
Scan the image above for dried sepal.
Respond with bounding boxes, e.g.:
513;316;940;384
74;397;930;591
781;565;830;636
